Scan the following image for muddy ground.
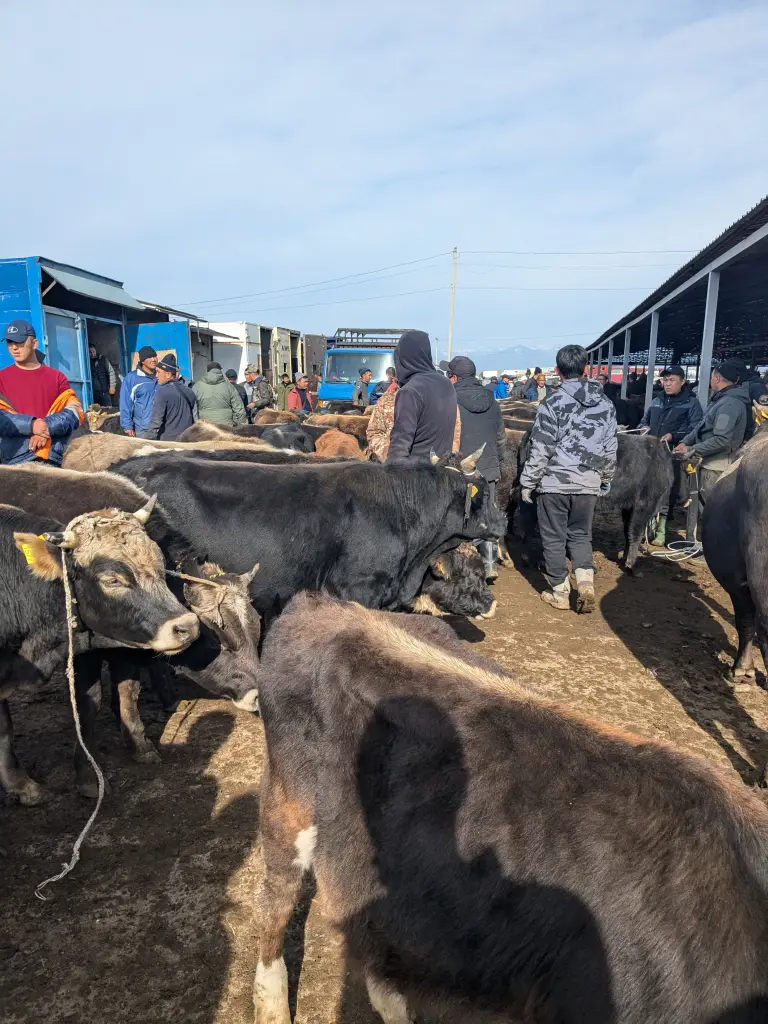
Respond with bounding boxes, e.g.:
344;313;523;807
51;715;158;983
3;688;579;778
2;507;767;1024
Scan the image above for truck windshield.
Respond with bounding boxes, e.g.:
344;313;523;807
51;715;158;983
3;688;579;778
324;351;395;384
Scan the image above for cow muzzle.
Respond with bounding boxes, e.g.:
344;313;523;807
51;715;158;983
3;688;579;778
231;689;259;713
148;612;200;654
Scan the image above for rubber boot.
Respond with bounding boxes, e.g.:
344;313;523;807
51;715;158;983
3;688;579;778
574;567;595;614
650;513;667;548
475;541;499;583
541;578;570;610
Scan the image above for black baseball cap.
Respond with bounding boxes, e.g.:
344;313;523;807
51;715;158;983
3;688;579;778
714;358;746;384
439;356;477;378
661;365;685;378
4;319;36;343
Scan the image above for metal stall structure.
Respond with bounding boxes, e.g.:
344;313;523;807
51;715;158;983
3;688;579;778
586;196;768;410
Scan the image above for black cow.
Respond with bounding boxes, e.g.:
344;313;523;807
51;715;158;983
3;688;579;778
702;433;768;684
0;500;198;804
254;592;768;1024
112;452;506;618
412;543;497;620
517;432;673;573
177;419;358;450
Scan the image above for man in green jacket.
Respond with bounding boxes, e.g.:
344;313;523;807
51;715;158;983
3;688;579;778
193;361;247;428
276;372;292;412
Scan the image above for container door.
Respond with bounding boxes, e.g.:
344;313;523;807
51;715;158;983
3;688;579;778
125;321;192;380
44;310;89;405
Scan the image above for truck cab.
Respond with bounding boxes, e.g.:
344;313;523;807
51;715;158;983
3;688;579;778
318;329;407;411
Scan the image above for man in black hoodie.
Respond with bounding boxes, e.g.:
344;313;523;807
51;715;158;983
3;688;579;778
387;330;457;461
442;355;507;580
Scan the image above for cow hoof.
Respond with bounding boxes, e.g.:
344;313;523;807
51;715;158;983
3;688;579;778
732;668;756;681
132;745;162;765
18;779;49;807
77;777;111;800
624;566;643;578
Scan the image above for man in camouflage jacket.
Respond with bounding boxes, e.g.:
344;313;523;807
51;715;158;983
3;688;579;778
519;345;617;613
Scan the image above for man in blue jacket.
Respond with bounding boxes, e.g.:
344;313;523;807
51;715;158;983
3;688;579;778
120;346;158;437
144;354;197;440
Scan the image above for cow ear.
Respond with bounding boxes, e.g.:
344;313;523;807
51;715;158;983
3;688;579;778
431;557;448;579
13;533;64;580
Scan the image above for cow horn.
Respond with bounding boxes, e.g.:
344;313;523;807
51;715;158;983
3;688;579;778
240;563;260;586
460;444;485;475
133;494;157;525
42;530;77;550
429;449;440;466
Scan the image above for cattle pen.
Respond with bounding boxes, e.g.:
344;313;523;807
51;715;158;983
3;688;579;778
2;501;766;1024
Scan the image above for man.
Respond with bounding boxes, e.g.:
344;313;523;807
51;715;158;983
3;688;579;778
386;330;457;461
244;363;274;419
120;346;158;437
89;344;118;407
366;372;399;460
674;359;752;504
226;369;249;414
442;355;506;581
287;372;318;416
371;366;396;404
484;376;499;394
524;373;548;402
193;361;247;428
145;353;197;441
352;367;373;409
524;366;543;393
639;365;703;546
0;319;84;466
744;365;768;404
494;374;511;400
276;372;293;412
519;345;617;613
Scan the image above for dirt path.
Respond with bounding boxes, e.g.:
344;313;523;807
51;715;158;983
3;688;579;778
2;509;767;1023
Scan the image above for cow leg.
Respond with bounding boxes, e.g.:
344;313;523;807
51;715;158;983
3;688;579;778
622;507;645;576
109;656;161;764
254;770;314;1024
497;536;514;568
0;699;48;805
731;589;757;680
365;975;414;1024
73;656;108;799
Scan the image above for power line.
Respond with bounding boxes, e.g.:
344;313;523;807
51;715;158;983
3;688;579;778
461;285;654;292
460;261;681;270
206;285;449;318
174;252;451;308
463;249;698;255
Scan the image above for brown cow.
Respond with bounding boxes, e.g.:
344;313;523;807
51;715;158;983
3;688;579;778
62;432;275;472
253;409;300;425
254;593;768;1024
312;429;365;459
305;411;370;441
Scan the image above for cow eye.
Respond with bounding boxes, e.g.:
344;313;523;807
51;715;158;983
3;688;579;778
99;572;130;590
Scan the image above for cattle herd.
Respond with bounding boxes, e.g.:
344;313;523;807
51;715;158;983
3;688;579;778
2;403;768;1023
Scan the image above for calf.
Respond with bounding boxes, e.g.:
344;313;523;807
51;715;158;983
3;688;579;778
313;428;364;459
411;543;497;620
178;419;364;451
254;592;768;1024
253;410;299;424
305;411;370;441
62;431;274;472
0;500;198;804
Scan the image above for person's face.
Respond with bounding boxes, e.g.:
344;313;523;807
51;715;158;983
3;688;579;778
156;366;174;385
282;375;290;385
362;371;372;383
490;378;498;385
297;377;308;390
142;356;158;374
598;374;608;385
244;371;256;383
6;336;37;365
502;376;511;384
710;370;728;392
89;346;97;359
536;375;546;386
662;374;684;396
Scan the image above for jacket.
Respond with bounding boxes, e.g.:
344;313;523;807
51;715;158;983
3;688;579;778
453;376;506;482
745;370;767;404
233;381;249;413
90;353;116;400
352;376;371;408
524;384;548;402
366;383;399;460
193;369;247;427
639;385;703;445
0;373;84;467
247;377;274;414
493;380;509;400
276;380;292;411
145;380;197;441
119;368;157;434
387;330;457;461
287;386;317;413
519;377;618;495
371;379;393;404
681;383;751;471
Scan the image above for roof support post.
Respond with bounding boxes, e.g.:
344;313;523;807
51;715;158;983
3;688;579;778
588;351;594;378
644;312;659;411
620;328;631;399
698;271;720;412
606;336;614;380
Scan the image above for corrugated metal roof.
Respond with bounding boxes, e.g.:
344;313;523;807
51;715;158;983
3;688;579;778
40;258;145;311
591;195;768;347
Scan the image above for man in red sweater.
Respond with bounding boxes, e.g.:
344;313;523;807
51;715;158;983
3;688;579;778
0;320;84;466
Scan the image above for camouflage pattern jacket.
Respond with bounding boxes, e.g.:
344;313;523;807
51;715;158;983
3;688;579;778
519;377;618;495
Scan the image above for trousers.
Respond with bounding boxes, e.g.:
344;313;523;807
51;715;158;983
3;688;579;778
537;492;597;586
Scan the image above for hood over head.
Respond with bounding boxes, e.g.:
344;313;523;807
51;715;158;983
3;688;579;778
454;375;495;413
559;376;604;408
203;369;226;385
395;330;434;385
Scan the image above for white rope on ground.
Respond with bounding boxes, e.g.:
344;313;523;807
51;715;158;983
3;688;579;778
649;539;703;563
35;550;106;900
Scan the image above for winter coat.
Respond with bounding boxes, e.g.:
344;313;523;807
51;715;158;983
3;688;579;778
387;330;457;461
453;376;506;482
232;382;249;413
352;376;371;408
493;380;509;400
524;384;548;401
287;386;317;413
639;385;703;445
681;383;752;471
145;380;197;441
745;370;767;404
276;380;293;411
90;353;116;402
519;377;618;496
371;379;393;404
366;383;399;460
119;368;157;434
247;377;274;414
0;365;84;467
193;369;247;427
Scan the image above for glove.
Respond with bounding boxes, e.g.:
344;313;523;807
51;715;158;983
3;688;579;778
521;487;534;504
599;481;611;496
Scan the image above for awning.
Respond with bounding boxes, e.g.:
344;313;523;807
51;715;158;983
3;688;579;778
40;258;145;311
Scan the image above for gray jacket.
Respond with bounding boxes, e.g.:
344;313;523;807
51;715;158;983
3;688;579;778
519;377;618;495
681;383;751;471
352;377;371;408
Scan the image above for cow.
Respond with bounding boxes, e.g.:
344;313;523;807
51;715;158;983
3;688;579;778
62;431;275;472
702;432;768;684
305;411;370;441
313;428;365;459
177;419;366;452
411;543;497;620
85;405;123;433
253;592;768;1024
0;499;199;804
516;431;673;574
253;410;299;425
0;465;263;778
111;450;506;619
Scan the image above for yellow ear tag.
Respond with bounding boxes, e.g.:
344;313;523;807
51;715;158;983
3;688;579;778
20;543;36;565
470;485;479;497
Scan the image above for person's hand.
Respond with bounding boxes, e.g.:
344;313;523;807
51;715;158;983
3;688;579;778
125;429;135;437
661;433;672;442
109;386;116;396
28;434;48;452
599;481;611;496
521;487;534;504
31;418;50;438
674;443;689;455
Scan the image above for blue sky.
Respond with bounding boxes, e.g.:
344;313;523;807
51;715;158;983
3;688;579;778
3;0;767;367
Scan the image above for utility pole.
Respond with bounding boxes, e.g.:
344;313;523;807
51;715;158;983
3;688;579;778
447;246;458;360
434;336;439;364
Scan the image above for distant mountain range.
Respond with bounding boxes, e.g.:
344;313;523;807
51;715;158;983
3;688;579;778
466;344;560;373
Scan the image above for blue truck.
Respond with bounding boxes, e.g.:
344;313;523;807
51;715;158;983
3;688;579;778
317;328;408;411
